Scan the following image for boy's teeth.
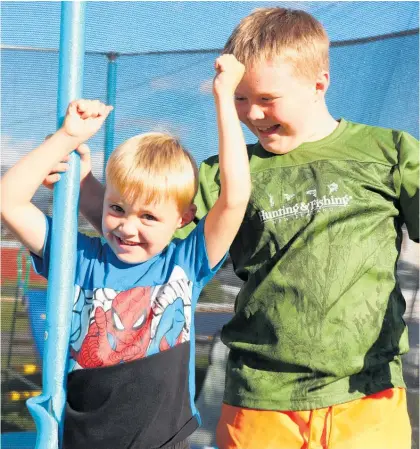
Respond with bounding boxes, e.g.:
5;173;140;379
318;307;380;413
258;125;278;132
118;237;138;246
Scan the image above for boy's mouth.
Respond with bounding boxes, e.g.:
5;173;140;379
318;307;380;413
115;236;141;247
256;124;280;136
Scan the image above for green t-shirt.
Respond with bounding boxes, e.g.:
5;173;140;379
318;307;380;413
178;119;419;410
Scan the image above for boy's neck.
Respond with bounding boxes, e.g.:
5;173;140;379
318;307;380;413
300;107;339;145
259;105;340;156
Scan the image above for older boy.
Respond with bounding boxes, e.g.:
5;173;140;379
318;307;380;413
45;7;419;449
1;55;249;449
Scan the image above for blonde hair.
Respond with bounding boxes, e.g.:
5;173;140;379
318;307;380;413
223;7;329;81
106;132;198;212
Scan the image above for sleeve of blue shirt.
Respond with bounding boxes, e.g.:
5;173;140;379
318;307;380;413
30;215;100;279
173;214;227;289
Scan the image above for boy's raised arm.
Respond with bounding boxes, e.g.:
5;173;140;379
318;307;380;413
204;55;251;268
43;156;105;235
79;172;105;234
1;100;112;256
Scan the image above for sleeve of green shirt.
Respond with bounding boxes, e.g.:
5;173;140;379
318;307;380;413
175;155;221;240
398;131;419;243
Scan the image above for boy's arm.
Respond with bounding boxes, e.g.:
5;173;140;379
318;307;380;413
1;130;81;256
79;172;105;234
1;100;112;256
43;140;105;235
44;167;105;235
204;55;251;268
175;158;220;239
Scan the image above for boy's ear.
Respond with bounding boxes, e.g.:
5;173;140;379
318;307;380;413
179;204;197;228
315;71;330;97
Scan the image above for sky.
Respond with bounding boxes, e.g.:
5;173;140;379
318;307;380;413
1;1;419;181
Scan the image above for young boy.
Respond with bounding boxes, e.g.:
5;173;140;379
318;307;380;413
0;55;250;449
43;7;419;449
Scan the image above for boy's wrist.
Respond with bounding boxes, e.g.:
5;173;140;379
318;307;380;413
213;91;235;105
55;127;85;150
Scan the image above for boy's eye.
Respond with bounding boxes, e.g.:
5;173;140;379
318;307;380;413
142;214;157;221
110;204;124;213
234;96;246;102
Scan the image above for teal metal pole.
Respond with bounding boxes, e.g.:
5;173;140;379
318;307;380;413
103;52;118;180
26;3;86;448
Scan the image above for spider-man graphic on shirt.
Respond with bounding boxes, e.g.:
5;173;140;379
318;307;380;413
69;275;192;370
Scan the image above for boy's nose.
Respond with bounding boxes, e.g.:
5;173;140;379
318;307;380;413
247;104;265;121
119;219;137;237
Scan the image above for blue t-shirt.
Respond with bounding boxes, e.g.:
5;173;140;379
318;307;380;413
32;214;225;449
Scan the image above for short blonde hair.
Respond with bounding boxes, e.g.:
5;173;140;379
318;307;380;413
106;132;198;212
223;7;329;81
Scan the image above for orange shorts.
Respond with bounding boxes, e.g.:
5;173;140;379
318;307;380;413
216;388;411;449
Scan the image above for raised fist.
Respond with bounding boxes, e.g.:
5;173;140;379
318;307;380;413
62;99;113;142
213;54;245;97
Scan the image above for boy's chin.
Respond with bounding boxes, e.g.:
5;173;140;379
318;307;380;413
111;242;167;265
115;252;150;265
260;137;300;155
111;245;153;265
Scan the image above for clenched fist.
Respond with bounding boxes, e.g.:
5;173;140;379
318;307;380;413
213;54;245;98
62;99;113;142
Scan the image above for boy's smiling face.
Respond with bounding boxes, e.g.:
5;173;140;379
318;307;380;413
102;182;193;264
234;57;327;154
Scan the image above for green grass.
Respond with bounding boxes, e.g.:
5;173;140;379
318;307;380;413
1;298;37;370
196;352;210;369
200;279;225;304
1;298;31;333
1;409;36;432
2;298;38;431
1;282;46;298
